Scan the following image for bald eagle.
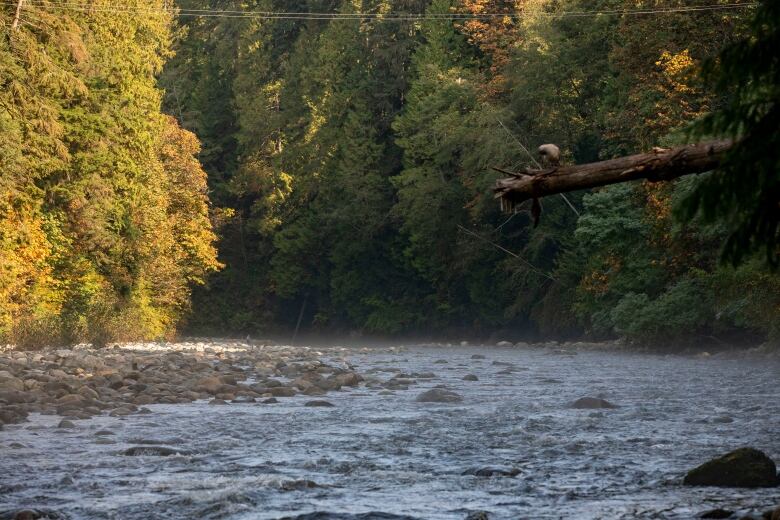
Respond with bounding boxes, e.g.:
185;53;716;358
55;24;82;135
537;144;560;168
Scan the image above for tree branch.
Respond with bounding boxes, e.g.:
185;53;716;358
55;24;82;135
12;0;25;30
493;140;733;210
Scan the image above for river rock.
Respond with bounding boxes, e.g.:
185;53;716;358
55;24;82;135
570;397;618;409
124;446;182;456
0;508;66;520
330;371;363;388
0;390;31;405
55;394;85;407
465;512;490;520
684;448;778;488
304;400;335;407
462;374;478;381
279;513;417;520
194;376;222;394
57;419;76;429
77;386;99;400
0;407;29;425
267;386;296;397
42;381;72;397
109;405;138;417
133;394;156;405
698;508;733;519
280;479;319;491
0;374;25;392
462;467;520;477
416;388;463;403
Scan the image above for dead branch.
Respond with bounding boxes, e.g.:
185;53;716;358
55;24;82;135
493;140;733;211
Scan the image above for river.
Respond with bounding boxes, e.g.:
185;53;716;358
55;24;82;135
1;343;778;519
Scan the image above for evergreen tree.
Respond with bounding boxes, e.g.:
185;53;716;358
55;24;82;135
1;0;219;346
682;0;780;268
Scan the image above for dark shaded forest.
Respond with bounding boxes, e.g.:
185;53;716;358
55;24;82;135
1;0;778;347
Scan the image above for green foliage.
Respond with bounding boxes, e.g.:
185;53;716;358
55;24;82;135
5;0;773;347
682;0;780;268
0;1;219;346
162;0;778;345
609;276;713;344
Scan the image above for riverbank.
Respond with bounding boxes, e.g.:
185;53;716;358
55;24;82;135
396;338;780;361
0;340;367;428
0;339;569;428
2;338;778;429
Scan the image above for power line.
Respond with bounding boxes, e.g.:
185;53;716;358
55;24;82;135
457;224;558;282
2;0;757;21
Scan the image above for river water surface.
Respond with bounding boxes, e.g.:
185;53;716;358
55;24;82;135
1;344;779;519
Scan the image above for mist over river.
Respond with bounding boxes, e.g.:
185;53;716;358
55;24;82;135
1;342;779;519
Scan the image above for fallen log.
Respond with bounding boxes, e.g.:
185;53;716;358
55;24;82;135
493;140;733;212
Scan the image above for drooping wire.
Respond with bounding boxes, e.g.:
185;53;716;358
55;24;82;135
0;0;758;21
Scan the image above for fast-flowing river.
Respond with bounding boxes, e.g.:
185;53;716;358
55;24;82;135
1;343;778;519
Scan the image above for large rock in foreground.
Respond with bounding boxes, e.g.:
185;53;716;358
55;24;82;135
683;447;778;488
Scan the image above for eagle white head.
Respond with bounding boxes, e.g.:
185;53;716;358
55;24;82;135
538;144;561;167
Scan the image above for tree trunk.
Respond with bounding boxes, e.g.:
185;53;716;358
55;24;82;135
493;140;732;211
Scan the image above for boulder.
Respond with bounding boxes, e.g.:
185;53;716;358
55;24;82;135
0;407;28;424
330;372;362;388
304;400;335;407
0;374;24;392
267;386;296;397
42;381;72;397
570;397;618;409
415;388;463;403
77;386;99;400
462;374;479;381
712;416;734;424
279;479;318;491
0;390;32;405
462;467;520;477
1;508;66;520
698;509;733;519
194;376;222;394
109;405;137;417
55;394;85;407
124;446;181;456
683;448;778;488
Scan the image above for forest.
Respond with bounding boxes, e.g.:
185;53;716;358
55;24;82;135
1;0;778;347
